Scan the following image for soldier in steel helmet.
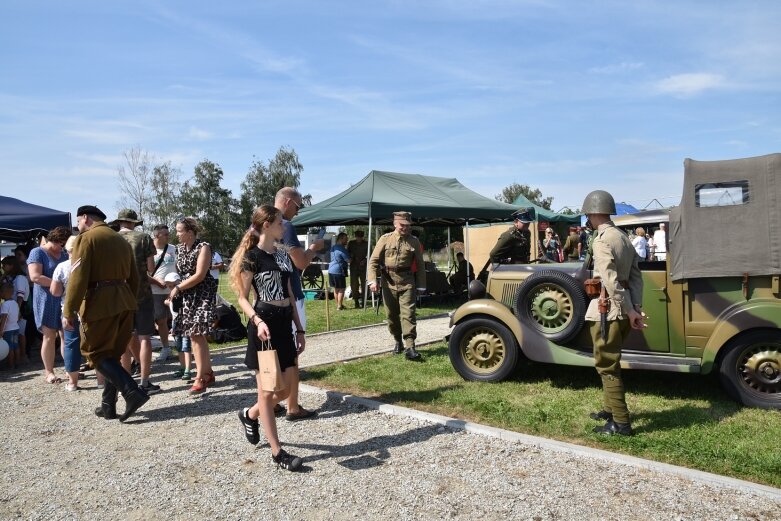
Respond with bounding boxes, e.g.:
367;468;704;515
489;207;535;264
367;211;426;360
582;190;646;436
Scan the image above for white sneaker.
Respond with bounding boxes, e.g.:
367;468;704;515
155;347;173;363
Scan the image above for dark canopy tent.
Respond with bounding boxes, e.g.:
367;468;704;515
292;170;519;226
511;194;581;224
0;196;71;242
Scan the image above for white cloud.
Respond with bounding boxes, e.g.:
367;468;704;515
588;62;644;75
187;127;213;140
655;73;725;96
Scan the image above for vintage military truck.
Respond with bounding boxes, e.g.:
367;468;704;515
448;153;781;409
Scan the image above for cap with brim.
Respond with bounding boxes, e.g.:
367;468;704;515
164;272;181;283
393;211;412;225
511;207;535;223
76;205;107;221
112;208;143;226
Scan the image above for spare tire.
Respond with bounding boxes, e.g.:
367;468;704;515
514;270;587;344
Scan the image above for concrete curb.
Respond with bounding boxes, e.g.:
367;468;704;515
300;383;781;501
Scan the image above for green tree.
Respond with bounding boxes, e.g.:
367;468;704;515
179;159;241;254
496;183;553;210
147;161;183;228
239;146;307;225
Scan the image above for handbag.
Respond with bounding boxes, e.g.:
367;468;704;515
257;339;286;392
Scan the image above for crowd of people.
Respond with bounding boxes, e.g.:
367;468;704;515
0;187;656;471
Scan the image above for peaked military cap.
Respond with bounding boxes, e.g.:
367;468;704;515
393;211;412;224
76;205;107;221
511;207;535;223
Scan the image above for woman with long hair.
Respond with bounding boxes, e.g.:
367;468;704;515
232;205;305;471
27;226;70;384
167;217;217;394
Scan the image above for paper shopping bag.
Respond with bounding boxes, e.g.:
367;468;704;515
258;343;286;392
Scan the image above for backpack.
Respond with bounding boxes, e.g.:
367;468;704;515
210;303;247;343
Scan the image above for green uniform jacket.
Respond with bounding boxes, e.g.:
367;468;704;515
347;238;368;267
489;226;531;263
367;231;426;290
63;222;139;322
585;221;643;321
563;232;580;260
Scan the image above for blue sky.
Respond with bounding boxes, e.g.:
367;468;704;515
2;1;780;221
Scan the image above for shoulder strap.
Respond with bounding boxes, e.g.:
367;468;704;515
153;246;167;273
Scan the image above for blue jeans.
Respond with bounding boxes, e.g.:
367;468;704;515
63;319;83;373
175;335;192;353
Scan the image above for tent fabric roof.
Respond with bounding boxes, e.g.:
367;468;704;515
511;194;581;224
292;170;520;226
0;196;72;242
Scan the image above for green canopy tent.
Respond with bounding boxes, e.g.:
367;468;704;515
511;194;581;224
292;170;519;226
291;170;520;307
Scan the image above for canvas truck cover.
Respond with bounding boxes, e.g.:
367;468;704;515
670;153;781;281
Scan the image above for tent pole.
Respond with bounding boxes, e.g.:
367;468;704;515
464;220;471;292
366;216;373;310
447;227;452;271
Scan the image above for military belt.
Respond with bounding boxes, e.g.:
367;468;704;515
88;279;126;290
384;266;411;273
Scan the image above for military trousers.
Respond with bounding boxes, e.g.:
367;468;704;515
350;263;366;302
80;310;134;368
381;284;417;347
589;318;631;424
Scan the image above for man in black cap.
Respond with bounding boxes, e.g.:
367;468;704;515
62;205;149;421
489;207;535;264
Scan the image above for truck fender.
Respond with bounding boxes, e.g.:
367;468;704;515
702;301;781;373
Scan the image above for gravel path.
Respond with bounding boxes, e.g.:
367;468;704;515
2;316;780;520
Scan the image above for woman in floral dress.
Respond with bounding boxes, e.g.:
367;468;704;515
167;217;217;394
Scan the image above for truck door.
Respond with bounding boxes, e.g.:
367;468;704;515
624;261;670;352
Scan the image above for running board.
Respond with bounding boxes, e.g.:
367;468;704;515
621;352;701;373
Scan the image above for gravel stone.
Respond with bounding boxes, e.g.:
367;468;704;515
2;316;779;520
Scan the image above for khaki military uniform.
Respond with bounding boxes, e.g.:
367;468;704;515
347;237;368;303
489;227;531;263
563;232;580;261
367;231;426;347
63;223;139;367
585;221;643;424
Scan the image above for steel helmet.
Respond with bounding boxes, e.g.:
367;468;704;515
581;190;616;215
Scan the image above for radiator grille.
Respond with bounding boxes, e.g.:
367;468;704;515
499;282;521;307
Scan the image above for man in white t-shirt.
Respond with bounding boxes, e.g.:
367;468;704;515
151;224;177;362
652;223;667;261
210;251;224;290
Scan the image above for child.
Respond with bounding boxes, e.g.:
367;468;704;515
0;283;20;370
164;273;194;380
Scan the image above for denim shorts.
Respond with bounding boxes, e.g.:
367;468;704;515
3;330;19;351
175;335;192;353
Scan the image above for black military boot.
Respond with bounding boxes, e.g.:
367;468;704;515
94;380;118;420
97;358;150;422
589;410;613;422
405;345;422;361
393;339;404;354
593;419;633;436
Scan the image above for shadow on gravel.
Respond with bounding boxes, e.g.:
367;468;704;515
287;423;447;467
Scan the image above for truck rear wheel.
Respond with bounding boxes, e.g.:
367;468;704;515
448;317;519;382
719;330;781;409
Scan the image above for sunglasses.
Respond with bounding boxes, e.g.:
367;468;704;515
289;198;302;211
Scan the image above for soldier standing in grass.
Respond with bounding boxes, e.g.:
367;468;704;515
368;211;426;361
582;190;646;436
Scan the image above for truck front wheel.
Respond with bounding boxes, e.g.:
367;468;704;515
719;330;781;409
448;317;520;382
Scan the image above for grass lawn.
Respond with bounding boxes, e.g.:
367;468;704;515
302;342;781;488
209;273;457;349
